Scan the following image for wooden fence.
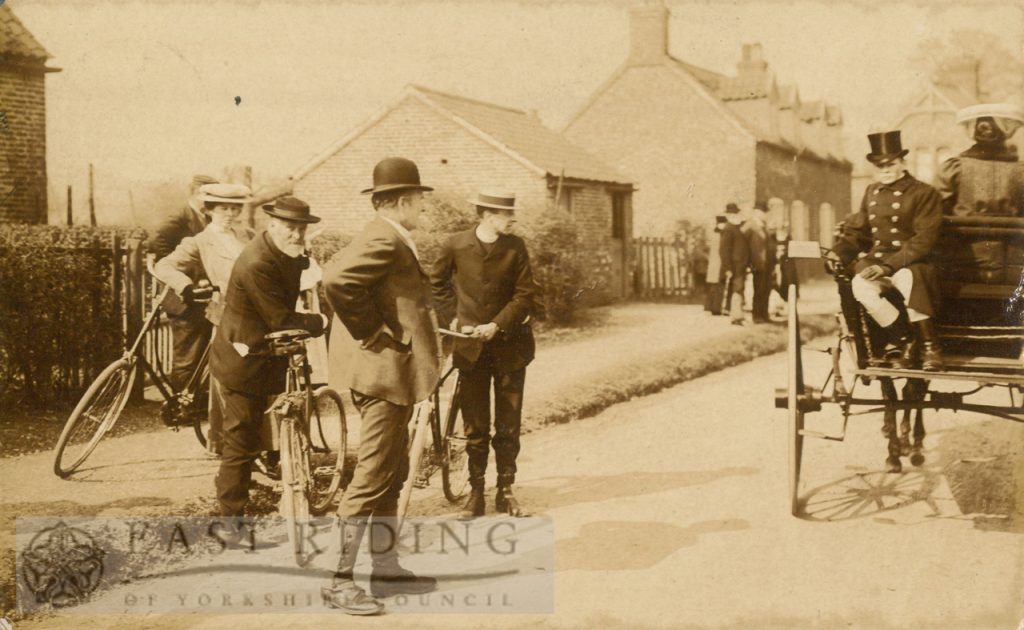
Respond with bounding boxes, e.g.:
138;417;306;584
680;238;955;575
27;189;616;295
633;237;693;299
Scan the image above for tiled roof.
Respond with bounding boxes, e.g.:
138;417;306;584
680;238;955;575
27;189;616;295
825;104;842;126
799;100;825;121
716;73;774;101
777;84;799;108
411;85;630;184
670;59;724;92
0;5;50;61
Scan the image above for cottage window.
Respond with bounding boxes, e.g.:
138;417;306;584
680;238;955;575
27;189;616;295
611;192;627;239
556;187;574;213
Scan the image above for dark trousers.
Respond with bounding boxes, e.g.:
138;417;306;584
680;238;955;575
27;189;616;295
337;391;412;519
216;387;268;517
459;349;527;489
169;307;212;390
704;282;723;315
751;269;772;321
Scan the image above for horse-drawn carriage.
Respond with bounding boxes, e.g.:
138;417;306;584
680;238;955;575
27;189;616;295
776;214;1024;516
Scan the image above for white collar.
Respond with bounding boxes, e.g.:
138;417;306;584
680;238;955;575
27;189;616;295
380;216;419;259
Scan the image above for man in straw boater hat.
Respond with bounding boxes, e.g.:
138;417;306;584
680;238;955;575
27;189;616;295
322;157;441;615
430;190;537;520
150;174;219;397
208;196;328;517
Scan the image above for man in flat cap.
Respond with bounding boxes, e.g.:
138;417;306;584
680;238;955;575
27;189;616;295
151;174;218;397
430;190;536;519
209;196;328;517
322;157;440;615
833;130;944;374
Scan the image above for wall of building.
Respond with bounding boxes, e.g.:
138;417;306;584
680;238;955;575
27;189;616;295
898;110;970;185
0;67;47;223
756;142;851;242
565;65;757;237
293;96;546;235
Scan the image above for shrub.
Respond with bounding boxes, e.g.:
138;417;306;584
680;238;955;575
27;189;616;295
0;225;145;405
308;229;353;266
519;208;590;325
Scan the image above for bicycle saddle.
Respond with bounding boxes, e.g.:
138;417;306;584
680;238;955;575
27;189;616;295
265;329;311;355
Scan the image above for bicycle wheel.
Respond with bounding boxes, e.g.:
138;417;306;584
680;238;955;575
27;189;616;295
278;416;310;564
53;357;136;478
191;363;211;448
307;387;347;515
440;378;470;503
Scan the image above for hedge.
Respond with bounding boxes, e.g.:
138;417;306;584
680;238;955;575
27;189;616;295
0;225;145;405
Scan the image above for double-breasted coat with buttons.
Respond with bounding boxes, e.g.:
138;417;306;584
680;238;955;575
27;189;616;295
833;172;943;316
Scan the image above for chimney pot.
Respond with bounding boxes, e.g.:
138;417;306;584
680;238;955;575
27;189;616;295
628;3;669;66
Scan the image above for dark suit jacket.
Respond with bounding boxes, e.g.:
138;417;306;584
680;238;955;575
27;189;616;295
324;217;441;406
151;204;209;317
743;219;770;272
209;231;325;396
430;228;536;373
719;222;750;279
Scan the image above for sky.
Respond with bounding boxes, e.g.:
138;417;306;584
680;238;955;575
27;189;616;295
11;0;1024;223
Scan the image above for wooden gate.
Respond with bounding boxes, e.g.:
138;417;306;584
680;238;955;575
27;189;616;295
633;237;692;299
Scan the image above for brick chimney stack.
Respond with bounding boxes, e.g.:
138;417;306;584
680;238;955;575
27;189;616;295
737;43;768;76
628;3;669;66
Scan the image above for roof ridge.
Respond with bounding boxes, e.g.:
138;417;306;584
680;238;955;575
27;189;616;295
408;84;527;116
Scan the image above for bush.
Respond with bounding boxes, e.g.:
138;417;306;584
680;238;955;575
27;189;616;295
308;229;353;266
0;225;145;405
519;208;590;325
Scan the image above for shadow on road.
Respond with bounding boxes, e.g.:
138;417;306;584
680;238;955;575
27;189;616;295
799;468;944;522
66;457;216;483
523;467;759;510
556;519;750;571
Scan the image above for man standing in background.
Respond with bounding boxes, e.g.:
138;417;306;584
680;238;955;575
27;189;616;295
719;202;750;326
744;201;772;323
150;174;218;392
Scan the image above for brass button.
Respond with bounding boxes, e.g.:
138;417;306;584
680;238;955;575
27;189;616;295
871;227;878;233
869;214;877;220
890;228;898;233
874;252;883;258
869;201;878;207
894;190;903;197
893;240;901;246
892;202;901;209
891;216;898;223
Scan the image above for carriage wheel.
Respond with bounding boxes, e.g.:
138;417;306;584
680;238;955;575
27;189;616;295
787;283;806;516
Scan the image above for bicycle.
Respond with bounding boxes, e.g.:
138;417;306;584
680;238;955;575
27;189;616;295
264;329;348;563
396;333;471;526
52;283;216;478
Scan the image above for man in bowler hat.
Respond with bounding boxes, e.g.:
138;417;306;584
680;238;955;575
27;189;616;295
719;202;750;325
430;190;537;519
322;157;441;615
833;130;944;376
209;196;328;517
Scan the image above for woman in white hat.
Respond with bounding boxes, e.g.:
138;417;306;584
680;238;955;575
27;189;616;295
153;183;255;457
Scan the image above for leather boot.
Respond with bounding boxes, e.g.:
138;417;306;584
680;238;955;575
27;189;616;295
914;319;944;371
367;514;436;598
459;486;485;520
321;519;383;615
882;309;915;370
495;485;524;517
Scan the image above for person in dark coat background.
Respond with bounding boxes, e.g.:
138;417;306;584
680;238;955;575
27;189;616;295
151;174;218;392
703;215;727;315
430;190;537;519
209;197;327;518
744;201;772;323
719;202;750;326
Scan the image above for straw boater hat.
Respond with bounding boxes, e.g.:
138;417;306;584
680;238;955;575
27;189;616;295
469;191;517;211
955;103;1024;139
361;157;434;195
197;183;251;205
262;196;321;224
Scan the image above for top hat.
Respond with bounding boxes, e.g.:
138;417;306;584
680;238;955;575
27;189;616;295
198;183;251;205
469;190;517;211
361;157;434;195
866;131;909;165
725;202;741;214
262;196;321;223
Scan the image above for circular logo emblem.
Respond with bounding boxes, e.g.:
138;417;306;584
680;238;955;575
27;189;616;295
20;522;105;607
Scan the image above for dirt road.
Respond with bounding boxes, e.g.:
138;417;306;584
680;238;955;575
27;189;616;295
5;349;1024;629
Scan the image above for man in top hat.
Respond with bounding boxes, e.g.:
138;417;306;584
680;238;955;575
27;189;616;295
430;190;537;520
719;202;750;325
151;174;219;393
935;102;1024;216
321;157;441;615
208;196;328;517
833;130;944;374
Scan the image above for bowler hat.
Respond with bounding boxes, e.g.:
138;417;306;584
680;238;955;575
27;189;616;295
725;203;741;214
361;157;434;195
262;196;321;223
866;130;909;165
198;183;251;205
469;190;517;211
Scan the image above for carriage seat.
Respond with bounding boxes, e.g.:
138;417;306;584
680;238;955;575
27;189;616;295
934;215;1023;362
